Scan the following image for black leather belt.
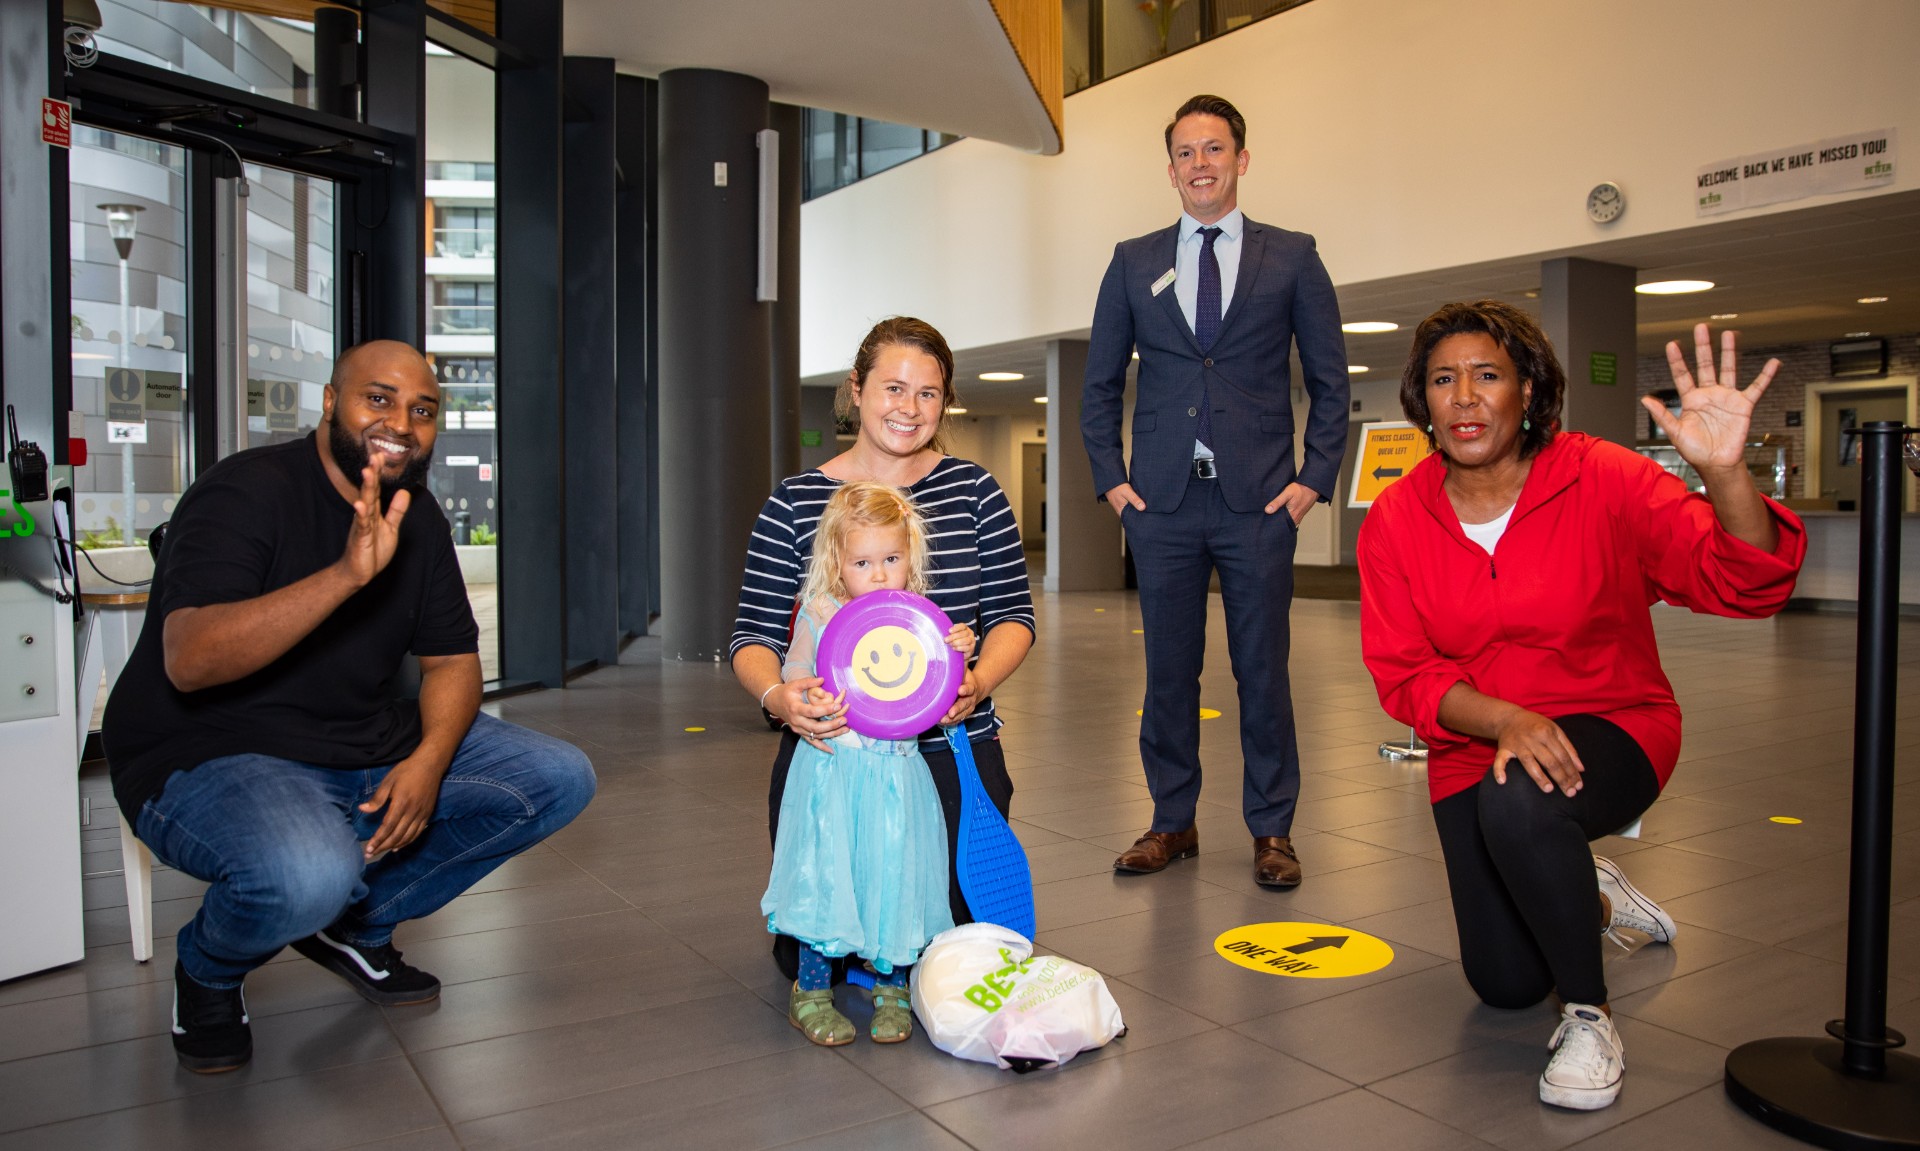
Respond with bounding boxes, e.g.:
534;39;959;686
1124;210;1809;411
1191;458;1217;479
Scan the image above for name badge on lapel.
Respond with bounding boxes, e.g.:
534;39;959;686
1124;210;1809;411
1150;268;1176;296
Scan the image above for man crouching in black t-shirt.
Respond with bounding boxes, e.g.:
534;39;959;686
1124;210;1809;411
103;341;595;1073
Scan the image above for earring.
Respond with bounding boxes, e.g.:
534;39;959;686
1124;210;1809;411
1425;423;1432;433
1523;418;1532;431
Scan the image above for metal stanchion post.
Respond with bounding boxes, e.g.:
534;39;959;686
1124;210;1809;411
1378;724;1427;761
1722;421;1920;1148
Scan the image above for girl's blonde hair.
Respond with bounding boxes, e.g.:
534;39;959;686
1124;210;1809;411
800;481;932;605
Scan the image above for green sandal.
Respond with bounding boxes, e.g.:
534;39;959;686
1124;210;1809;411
789;984;854;1047
871;984;913;1044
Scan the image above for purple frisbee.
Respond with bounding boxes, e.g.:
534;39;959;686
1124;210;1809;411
817;590;965;741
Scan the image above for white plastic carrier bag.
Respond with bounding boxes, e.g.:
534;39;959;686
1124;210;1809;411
910;922;1126;1072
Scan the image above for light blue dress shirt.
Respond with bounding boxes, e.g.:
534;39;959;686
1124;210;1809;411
1173;208;1243;460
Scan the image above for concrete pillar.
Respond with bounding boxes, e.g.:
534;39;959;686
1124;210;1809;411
615;75;658;637
658;69;771;660
1540;258;1638;448
496;0;567;686
562;57;621;667
311;8;359;119
362;0;426;346
1046;339;1125;591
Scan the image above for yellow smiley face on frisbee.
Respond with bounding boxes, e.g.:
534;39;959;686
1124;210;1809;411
853;625;930;702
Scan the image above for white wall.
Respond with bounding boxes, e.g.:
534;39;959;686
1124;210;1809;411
426;53;496;163
800;0;1920;375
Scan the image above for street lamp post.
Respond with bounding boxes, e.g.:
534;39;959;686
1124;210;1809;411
100;203;142;546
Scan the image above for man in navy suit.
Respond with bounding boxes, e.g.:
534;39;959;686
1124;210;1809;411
1081;94;1348;888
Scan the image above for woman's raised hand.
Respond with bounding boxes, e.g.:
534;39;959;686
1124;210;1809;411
1645;324;1781;477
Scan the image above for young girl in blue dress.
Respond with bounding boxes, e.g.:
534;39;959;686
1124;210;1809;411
761;481;974;1046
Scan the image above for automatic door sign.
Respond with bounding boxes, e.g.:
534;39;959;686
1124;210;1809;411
816;590;966;741
1213;922;1394;979
1348;422;1431;508
266;381;298;432
105;367;146;423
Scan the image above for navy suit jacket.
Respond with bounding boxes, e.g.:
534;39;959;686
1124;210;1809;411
1081;216;1349;515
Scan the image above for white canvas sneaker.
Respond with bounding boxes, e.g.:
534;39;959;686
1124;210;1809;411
1595;855;1677;944
1539;1003;1625;1110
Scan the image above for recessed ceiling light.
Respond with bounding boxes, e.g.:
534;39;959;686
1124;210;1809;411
1710;313;1739;320
1858;296;1889;304
1845;331;1873;338
71;352;112;360
945;406;968;415
1635;280;1714;295
1347;365;1369;374
1033;396;1049;404
979;371;1024;381
1342;321;1399;334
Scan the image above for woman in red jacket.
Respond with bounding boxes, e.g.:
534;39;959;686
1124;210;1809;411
1359;301;1805;1112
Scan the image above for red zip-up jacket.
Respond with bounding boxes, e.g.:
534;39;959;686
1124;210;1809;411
1358;432;1806;803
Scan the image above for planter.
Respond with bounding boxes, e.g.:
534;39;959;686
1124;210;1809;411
455;544;496;585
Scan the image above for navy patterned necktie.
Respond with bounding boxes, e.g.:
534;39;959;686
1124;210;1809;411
1195;226;1222;449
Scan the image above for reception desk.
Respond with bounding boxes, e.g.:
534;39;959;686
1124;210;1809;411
1787;510;1920;611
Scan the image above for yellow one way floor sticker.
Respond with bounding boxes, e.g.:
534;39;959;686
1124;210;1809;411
1213;922;1394;978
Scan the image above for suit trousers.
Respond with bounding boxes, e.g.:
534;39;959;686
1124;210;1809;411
1124;477;1301;837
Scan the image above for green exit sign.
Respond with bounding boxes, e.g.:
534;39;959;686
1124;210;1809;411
1590;351;1619;386
0;489;35;538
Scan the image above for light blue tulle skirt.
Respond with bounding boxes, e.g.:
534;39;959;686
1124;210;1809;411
762;740;954;974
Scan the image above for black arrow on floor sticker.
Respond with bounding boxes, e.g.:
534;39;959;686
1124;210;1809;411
1372;466;1403;481
1285;935;1349;954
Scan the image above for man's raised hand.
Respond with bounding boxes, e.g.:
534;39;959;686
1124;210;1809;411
340;463;410;587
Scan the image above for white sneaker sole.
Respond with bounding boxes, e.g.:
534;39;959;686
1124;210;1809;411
1539;1074;1623;1110
1596;856;1677;943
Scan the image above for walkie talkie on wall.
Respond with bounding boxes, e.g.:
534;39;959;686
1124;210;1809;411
7;405;50;504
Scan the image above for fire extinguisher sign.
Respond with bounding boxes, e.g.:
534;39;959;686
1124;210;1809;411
42;98;72;148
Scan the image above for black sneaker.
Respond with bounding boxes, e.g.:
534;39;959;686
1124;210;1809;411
172;960;252;1073
290;930;441;1006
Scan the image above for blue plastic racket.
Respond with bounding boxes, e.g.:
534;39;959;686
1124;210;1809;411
946;725;1036;940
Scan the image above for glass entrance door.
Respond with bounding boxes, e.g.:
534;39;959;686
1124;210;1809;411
245;162;338;445
68;128;191;550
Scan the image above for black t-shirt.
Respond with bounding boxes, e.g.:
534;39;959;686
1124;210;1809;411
104;434;478;822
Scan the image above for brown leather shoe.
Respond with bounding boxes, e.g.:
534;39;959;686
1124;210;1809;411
1113;828;1199;874
1253;836;1301;888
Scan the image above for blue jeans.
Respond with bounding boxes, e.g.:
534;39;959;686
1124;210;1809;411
136;712;596;988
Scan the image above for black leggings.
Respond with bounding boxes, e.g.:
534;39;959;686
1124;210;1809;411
1431;714;1661;1009
766;726;1015;981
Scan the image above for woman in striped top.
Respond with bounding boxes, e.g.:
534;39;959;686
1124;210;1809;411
732;317;1035;978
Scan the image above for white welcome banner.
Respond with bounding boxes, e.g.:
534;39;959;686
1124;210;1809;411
1695;128;1896;217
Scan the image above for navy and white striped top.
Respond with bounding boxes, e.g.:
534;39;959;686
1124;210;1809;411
732;457;1036;749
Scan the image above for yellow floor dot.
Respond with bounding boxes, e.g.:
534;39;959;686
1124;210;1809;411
684;726;706;733
1136;708;1223;719
1095;608;1106;613
1769;816;1802;825
1132;629;1144;634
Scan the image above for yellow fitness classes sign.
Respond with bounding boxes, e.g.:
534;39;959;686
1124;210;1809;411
1212;922;1395;979
1347;422;1432;508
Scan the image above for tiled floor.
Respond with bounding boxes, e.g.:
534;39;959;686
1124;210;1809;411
5;590;1918;1149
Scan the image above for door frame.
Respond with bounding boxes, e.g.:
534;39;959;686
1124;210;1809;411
1805;377;1917;513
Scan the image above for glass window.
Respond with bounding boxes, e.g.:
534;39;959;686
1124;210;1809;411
426;43;498;681
433;206;496;258
859;120;925;179
1103;0;1202;79
89;1;351;116
1063;0;1093;92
